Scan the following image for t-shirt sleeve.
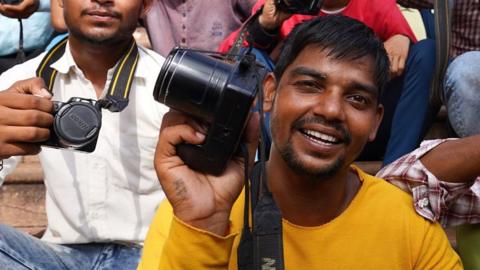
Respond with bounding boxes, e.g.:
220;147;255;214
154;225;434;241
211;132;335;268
158;216;238;270
412;221;463;269
372;0;417;42
138;200;238;270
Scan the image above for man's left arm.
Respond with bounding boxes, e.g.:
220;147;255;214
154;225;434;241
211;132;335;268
377;137;480;227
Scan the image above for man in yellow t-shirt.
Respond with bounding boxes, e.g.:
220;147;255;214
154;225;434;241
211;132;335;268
141;16;462;269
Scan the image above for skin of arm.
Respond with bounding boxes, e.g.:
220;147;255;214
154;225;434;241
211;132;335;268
420;135;480;183
50;0;66;32
0;77;53;159
383;34;410;77
154;110;260;235
0;0;39;19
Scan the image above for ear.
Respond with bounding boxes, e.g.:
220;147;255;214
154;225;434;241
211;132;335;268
57;0;64;8
262;73;278;113
368;104;384;142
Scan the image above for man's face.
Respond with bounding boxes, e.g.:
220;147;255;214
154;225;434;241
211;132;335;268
264;45;383;178
61;0;143;45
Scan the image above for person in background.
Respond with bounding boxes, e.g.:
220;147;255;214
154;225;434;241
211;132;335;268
144;0;256;57
394;1;480;268
220;0;436;166
0;0;53;74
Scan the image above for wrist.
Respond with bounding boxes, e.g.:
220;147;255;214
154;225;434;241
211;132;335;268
175;210;232;236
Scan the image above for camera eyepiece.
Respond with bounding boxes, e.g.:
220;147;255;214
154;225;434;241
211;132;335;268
154;48;266;175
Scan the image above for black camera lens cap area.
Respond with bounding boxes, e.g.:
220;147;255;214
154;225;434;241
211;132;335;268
54;102;101;145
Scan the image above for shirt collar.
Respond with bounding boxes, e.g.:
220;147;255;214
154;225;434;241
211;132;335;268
49;40;148;80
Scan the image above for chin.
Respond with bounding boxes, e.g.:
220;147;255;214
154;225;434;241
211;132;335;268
280;144;345;180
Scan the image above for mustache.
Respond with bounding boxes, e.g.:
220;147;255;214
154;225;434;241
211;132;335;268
292;116;351;145
81;7;122;19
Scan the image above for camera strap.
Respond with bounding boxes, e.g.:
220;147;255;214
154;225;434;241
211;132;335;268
36;36;139;112
238;162;284;270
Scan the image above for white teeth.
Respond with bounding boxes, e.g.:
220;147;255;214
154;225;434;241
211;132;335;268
304;130;339;143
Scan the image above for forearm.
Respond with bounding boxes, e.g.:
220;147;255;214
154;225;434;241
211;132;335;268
420;135;480;183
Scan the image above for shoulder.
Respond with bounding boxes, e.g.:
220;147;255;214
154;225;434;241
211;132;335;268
136;45;166;78
0;52;47;90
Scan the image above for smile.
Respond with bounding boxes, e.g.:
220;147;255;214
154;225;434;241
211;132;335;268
300;129;341;145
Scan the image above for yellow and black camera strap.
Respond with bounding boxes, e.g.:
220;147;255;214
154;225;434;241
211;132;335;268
36;36;139;112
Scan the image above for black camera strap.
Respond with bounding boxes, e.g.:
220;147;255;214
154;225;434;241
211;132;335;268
36;36;139;112
238;162;285;270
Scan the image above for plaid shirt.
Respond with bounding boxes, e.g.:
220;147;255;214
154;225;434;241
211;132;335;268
377;139;480;227
397;0;480;57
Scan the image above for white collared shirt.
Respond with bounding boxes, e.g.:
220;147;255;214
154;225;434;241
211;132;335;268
0;43;168;244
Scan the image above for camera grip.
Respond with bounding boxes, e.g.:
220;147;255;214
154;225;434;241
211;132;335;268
177;143;226;175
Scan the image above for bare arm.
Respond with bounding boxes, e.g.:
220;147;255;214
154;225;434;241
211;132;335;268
420;135;480;183
50;0;66;32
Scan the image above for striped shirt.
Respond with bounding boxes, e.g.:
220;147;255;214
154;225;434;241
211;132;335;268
398;0;480;57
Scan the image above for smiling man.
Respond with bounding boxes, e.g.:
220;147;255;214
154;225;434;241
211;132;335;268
139;16;461;269
0;0;168;269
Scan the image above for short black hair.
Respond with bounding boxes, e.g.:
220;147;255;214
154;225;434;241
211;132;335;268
274;15;390;94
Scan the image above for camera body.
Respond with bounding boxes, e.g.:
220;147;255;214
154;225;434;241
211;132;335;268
43;97;102;153
0;0;23;5
275;0;323;15
154;48;266;175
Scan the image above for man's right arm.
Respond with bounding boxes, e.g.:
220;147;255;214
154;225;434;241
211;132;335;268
151;110;259;268
0;78;53;185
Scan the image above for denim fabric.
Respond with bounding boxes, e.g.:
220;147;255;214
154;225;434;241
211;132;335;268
0;224;142;270
443;51;480;137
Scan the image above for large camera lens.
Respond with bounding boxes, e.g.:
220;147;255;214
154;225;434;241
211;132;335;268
154;48;233;123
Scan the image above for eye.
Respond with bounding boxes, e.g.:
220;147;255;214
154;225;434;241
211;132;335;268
293;80;322;92
347;94;371;106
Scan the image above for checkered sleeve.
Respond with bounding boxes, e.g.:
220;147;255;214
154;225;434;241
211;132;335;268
377;139;480;227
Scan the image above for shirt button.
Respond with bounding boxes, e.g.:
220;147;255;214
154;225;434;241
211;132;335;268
418;198;429;208
182;25;186;30
181;38;186;43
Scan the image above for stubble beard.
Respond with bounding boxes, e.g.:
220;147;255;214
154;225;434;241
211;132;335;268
278;139;345;181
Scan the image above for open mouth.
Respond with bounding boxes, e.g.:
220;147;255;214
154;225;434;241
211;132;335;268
300;129;342;145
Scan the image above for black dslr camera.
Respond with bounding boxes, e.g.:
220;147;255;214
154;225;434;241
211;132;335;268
153;48;266;175
275;0;323;15
43;97;102;153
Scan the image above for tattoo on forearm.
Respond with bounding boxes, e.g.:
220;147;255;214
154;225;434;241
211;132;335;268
174;179;188;202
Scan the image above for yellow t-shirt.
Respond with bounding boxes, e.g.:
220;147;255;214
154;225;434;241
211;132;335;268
139;167;462;270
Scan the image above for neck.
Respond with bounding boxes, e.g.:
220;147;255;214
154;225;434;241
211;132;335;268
265;148;360;227
68;36;132;97
322;0;349;12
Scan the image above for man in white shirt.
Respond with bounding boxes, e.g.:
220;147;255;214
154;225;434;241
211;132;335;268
0;0;167;269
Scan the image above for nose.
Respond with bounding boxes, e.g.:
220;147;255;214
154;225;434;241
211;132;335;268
312;90;346;122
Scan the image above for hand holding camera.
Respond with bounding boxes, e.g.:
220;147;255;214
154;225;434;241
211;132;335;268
259;0;323;30
154;110;260;235
0;77;53;159
0;0;39;19
259;0;293;30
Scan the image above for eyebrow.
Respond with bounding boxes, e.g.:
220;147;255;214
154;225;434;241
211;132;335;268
290;66;379;96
